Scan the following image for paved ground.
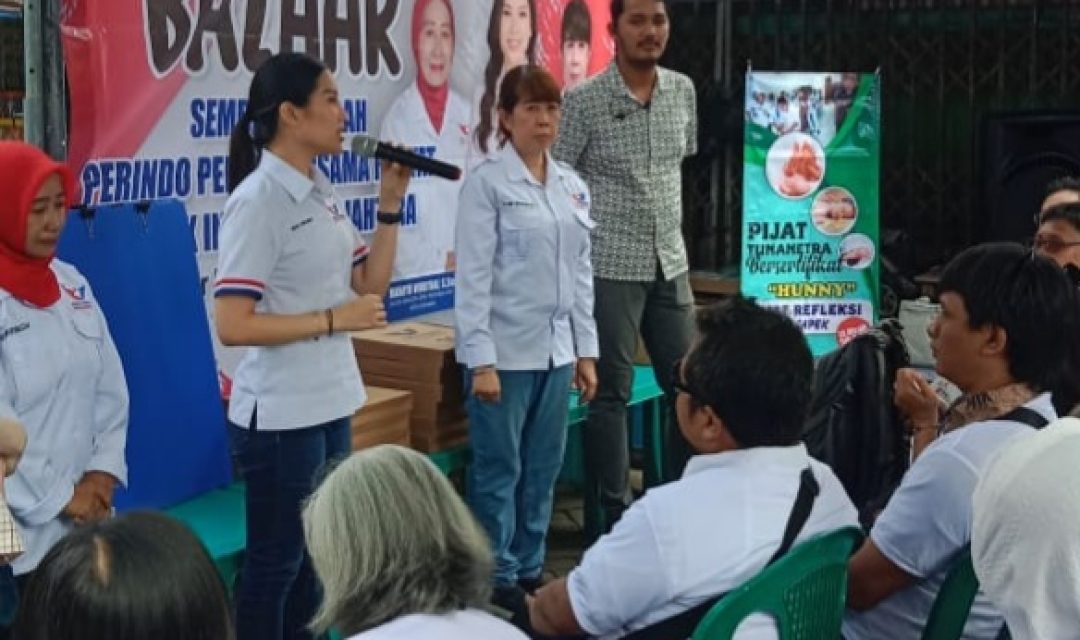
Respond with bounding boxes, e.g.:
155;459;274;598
545;489;588;578
543;469;644;579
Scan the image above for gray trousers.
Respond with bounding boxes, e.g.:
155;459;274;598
587;271;695;530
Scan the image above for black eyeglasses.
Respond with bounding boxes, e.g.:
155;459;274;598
671;358;695;398
1033;235;1080;255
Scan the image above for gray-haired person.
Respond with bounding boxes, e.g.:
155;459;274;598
302;445;528;639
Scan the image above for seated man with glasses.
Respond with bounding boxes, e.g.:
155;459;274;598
844;243;1080;639
1034;202;1080;271
528;296;858;639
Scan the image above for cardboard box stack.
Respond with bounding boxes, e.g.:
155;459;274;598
351;323;468;452
350;386;413;450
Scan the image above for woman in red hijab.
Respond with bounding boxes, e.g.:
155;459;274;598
0;142;128;639
379;0;471;279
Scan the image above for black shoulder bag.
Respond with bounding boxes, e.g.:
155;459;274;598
621;467;821;640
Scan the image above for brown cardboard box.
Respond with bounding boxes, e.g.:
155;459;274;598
351;323;468;453
410;418;469;452
350;386;413;450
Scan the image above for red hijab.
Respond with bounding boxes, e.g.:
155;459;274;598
412;0;454;133
0;142;75;308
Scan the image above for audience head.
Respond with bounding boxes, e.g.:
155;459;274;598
303;445;494;636
13;511;233;640
1040;175;1080;215
675;296;813;453
972;418;1080;640
933;242;1080;396
1035;202;1080;268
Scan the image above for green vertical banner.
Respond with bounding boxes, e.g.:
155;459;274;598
741;71;881;356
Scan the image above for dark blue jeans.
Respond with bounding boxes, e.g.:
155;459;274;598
0;565;16;632
229;415;351;640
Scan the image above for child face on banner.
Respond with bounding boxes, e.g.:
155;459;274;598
562;40;590;89
25;174;67;259
418;0;454;88
500;0;532;69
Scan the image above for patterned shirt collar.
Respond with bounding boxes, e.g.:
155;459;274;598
604;62;670;104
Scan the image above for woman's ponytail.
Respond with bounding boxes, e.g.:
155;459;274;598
227;111;258;193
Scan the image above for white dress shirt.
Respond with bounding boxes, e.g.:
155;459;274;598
568;444;859;639
454;146;599;371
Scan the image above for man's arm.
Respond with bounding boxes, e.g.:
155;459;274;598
847;539;918;611
553;88;589;167
529;578;585;637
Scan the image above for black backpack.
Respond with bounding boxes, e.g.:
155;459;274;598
802;320;911;530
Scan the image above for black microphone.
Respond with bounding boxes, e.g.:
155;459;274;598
350;135;462;181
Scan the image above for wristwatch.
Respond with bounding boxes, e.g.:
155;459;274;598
377;210;403;225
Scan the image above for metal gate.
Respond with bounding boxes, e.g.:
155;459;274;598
666;0;1080;274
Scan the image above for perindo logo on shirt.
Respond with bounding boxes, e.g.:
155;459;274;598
61;284;93;310
324;199;346;221
0;322;29;343
571;192;589;209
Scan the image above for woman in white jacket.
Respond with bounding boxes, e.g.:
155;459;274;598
0;141;128;639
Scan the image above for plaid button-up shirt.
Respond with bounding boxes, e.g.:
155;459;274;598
0;482;23;565
553;64;697;282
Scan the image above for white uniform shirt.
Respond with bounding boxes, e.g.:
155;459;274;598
215;151;368;430
346;609;528;639
379;85;472;279
843;393;1057;640
0;261;129;574
454;147;600;371
568;444;859;639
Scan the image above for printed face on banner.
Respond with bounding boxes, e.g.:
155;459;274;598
418;0;455;88
741;71;881;356
59;0;614;382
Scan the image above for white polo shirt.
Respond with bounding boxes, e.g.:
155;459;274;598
215;151;368;430
568;444;859;639
454;146;599;371
0;260;129;574
843;393;1057;640
346;609;528;639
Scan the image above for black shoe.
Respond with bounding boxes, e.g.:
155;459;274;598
517;575;548;595
491;583;530;629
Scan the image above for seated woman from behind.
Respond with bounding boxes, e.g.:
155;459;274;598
302;444;528;639
13;511;233;640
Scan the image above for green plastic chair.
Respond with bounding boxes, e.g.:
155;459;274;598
920;547;978;640
691;526;863;640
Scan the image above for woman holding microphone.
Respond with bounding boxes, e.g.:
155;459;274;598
455;65;598;617
216;52;410;640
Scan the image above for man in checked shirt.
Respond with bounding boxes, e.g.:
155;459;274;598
553;0;698;531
